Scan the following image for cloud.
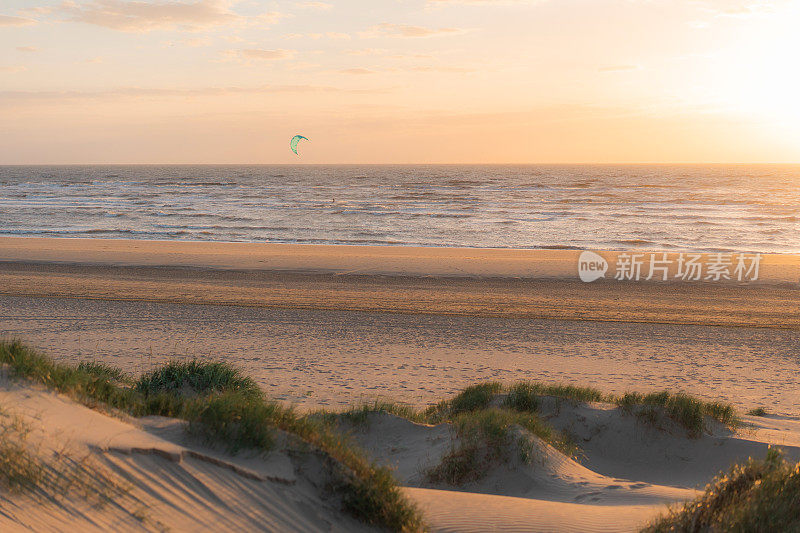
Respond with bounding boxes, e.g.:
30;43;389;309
427;0;541;4
345;49;434;59
389;53;434;59
410;65;473;73
0;15;37;26
345;48;389;56
239;48;294;60
598;64;641;72
339;67;376;75
18;6;55;16
338;65;472;74
57;0;276;32
16;46;41;52
285;31;350;40
0;84;388;105
295;1;332;9
688;0;789;18
162;36;212;47
0;66;27;73
362;23;467;38
217;48;295;63
322;32;350;40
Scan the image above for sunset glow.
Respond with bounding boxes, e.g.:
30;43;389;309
2;0;799;163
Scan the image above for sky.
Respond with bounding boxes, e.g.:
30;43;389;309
1;0;800;164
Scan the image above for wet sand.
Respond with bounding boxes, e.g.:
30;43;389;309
1;237;799;414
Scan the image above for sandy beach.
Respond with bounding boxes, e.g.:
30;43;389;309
2;237;800;413
2;237;800;329
9;1;800;528
2;237;800;531
3;365;800;532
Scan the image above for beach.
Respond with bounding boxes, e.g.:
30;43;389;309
2;236;800;531
1;236;800;414
9;0;800;527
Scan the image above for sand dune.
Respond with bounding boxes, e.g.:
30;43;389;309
0;375;372;533
405;488;660;533
4;372;800;532
346;412;696;503
2;237;800;531
341;403;800;532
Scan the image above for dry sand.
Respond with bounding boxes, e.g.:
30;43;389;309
2;237;800;531
1;237;799;414
4;294;800;416
3;373;800;532
0;373;371;532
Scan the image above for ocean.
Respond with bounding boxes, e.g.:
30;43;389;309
1;164;798;253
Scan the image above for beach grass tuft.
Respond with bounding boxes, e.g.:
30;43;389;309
426;406;576;485
1;339;745;530
0;406;136;516
330;379;737;488
184;391;279;453
135;359;262;399
617;391;739;438
643;447;800;532
504;382;541;412
77;361;133;385
0;340;424;532
323;400;426;427
0;339;137;410
0;408;44;493
504;382;608;411
747;407;769;417
426;441;483;485
424;382;503;422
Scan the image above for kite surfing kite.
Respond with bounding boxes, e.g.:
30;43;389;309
290;135;308;155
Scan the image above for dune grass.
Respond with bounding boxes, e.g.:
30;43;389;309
1;339;746;528
135;359;262;399
330;379;741;487
0;408;44;493
0;340;424;532
184;392;278;453
643;447;800;532
506;381;609;409
425;382;504;421
427;407;576;485
747;407;769;417
0;340;140;412
334;379;741;487
0;406;135;512
76;361;134;385
321;379;741;447
617;391;739;438
331;400;427;426
318;384;579;486
501;381;740;437
505;382;738;437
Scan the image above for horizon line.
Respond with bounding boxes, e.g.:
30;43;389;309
3;161;800;166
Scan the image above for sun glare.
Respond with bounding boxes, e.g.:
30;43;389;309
712;6;800;128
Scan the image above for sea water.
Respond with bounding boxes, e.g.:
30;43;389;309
1;164;798;252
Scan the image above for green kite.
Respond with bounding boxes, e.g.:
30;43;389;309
290;135;308;155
